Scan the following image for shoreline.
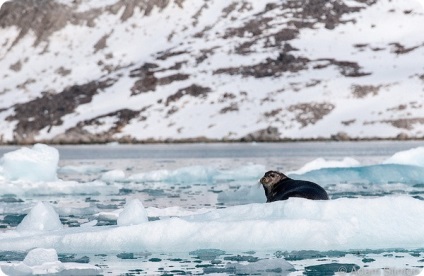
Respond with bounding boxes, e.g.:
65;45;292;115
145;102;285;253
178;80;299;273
0;136;423;146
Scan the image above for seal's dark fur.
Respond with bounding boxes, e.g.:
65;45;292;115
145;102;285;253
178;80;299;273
260;171;329;202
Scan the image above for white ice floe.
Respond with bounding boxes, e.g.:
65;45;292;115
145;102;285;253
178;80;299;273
16;202;63;233
101;169;125;183
0;144;59;182
0;248;101;276
288;147;424;184
288;157;361;175
225;259;294;275
291;163;424;185
128;164;265;183
59;165;106;174
117;198;148;226
1;196;423;253
383;147;424;167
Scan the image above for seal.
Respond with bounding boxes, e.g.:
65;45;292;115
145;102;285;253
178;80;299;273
260;170;329;202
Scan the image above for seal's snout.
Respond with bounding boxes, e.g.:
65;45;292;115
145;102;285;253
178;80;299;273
260;176;269;185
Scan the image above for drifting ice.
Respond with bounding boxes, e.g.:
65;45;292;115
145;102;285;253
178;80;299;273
0;144;59;182
288;157;360;175
17;202;62;232
383;146;424;167
128;164;265;183
1;196;423;253
101;169;126;183
117;198;148;226
0;248;101;275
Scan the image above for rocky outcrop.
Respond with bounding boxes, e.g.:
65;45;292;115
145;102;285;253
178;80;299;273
241;127;281;142
6;80;115;144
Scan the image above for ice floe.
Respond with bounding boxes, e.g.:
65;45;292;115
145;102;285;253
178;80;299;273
1;196;423;253
383;146;424;167
128;164;265;183
101;169;126;183
16;202;62;233
117;199;148;226
288;147;424;185
288;157;361;175
0;144;58;182
0;248;101;275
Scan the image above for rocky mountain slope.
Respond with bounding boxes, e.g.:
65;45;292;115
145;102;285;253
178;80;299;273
0;0;423;144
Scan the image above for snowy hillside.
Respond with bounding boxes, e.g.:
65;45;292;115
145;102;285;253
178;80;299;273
0;0;423;143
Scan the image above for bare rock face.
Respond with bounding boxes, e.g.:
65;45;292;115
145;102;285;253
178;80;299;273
6;80;115;144
331;132;351;141
0;0;178;46
241;127;281;142
0;0;71;46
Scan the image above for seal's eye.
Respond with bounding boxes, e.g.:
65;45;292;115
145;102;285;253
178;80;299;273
270;173;275;177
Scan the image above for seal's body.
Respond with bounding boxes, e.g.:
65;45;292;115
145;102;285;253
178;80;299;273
260;171;329;202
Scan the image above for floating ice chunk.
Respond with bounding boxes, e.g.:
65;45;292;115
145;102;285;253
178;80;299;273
17;202;62;232
292;164;424;185
288;157;360;175
23;248;59;267
128;169;170;182
117;199;148;226
59;165;106;174
383;147;424;167
1;144;59;182
0;248;101;275
101;169;125;183
80;220;98;228
129;164;265;183
1;248;64;275
96;210;121;221
225;259;294;275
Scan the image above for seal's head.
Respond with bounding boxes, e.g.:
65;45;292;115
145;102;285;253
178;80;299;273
260;171;287;189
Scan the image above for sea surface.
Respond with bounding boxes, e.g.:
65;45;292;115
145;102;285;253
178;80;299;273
1;141;424;275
